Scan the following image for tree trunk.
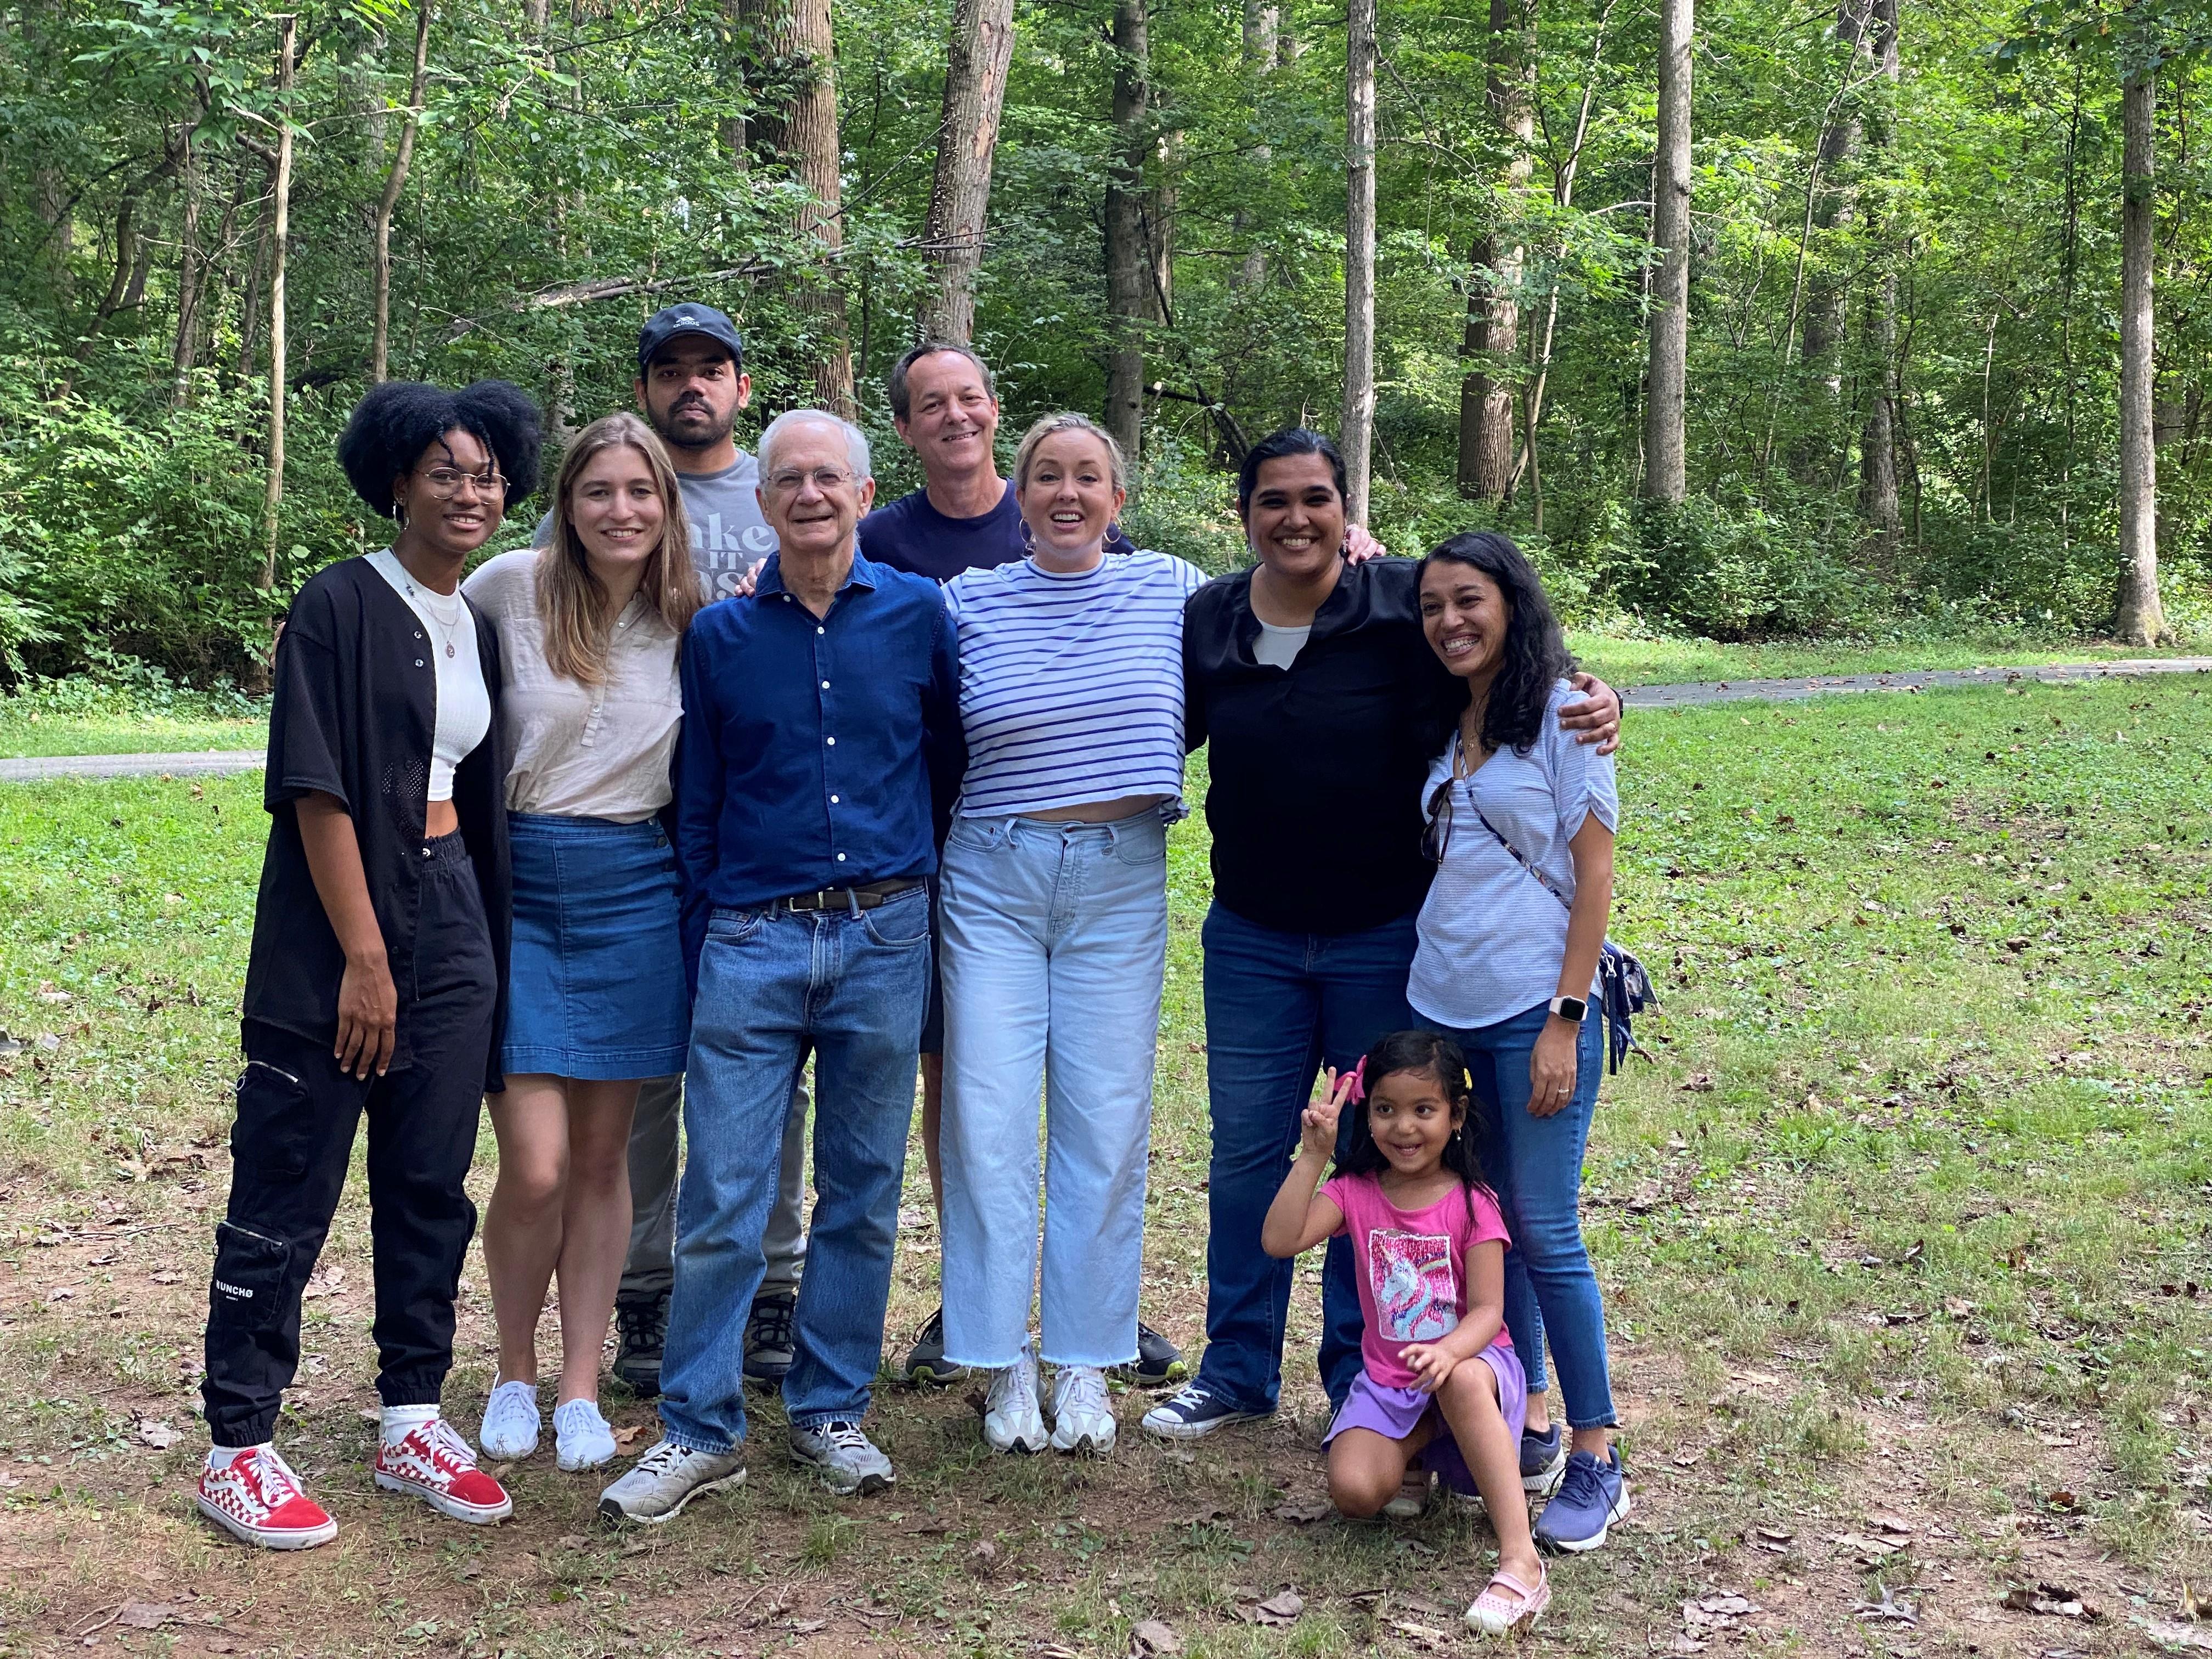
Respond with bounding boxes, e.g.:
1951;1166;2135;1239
754;0;853;413
917;0;1014;343
1234;0;1277;292
1641;0;1692;504
2115;63;2163;642
1457;0;1533;505
170;122;204;406
1798;0;1870;394
1104;0;1151;469
1855;0;1900;548
261;16;296;596
371;0;435;383
1341;0;1378;522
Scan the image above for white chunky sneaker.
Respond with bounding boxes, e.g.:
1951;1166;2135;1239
1048;1364;1116;1455
554;1399;619;1472
982;1341;1047;1454
596;1438;747;1525
195;1445;338;1550
478;1377;541;1461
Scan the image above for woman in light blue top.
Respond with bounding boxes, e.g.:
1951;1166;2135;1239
1410;531;1629;1554
936;413;1207;1457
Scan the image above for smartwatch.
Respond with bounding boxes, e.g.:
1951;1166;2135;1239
1548;996;1588;1023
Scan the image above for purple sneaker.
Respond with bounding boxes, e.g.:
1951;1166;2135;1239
1533;1445;1630;1552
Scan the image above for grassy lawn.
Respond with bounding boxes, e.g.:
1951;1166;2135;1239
2;678;2210;1656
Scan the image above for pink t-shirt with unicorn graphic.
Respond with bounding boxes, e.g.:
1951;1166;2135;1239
1322;1172;1513;1389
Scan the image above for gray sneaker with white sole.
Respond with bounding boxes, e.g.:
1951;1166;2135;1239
788;1420;895;1495
596;1439;747;1526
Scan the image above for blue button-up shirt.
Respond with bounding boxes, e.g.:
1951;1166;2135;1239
673;548;963;964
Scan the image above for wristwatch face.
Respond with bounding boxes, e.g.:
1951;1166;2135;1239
1553;996;1588;1023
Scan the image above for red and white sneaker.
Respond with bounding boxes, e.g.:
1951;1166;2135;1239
374;1416;513;1524
196;1445;340;1550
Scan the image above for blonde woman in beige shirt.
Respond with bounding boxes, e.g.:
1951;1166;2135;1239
462;414;702;1472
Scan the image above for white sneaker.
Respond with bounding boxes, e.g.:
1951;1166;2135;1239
596;1438;747;1525
478;1377;540;1460
554;1400;619;1472
1048;1364;1115;1454
983;1341;1048;1454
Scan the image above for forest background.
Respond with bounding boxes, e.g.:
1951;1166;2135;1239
2;0;2210;693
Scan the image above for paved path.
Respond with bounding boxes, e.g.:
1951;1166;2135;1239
1618;655;2212;708
4;657;2209;782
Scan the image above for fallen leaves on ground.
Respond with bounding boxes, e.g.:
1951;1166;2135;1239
1129;1618;1182;1655
2002;1580;2096;1619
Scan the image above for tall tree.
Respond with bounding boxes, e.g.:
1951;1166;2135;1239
370;0;434;384
1234;0;1277;293
917;0;1014;343
1642;0;1692;503
1457;0;1534;504
2114;55;2163;642
751;0;854;413
168;120;204;406
1855;0;1901;548
260;15;296;595
1104;0;1151;466
1342;0;1378;521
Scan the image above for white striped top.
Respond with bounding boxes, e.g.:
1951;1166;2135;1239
944;550;1207;818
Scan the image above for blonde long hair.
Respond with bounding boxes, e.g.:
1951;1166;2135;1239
536;414;701;685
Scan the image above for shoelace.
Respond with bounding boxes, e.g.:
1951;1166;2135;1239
634;1439;694;1477
749;1296;795;1350
236;1446;305;1506
424;1417;480;1474
1552;1454;1605;1509
816;1421;874;1454
1163;1382;1214;1416
991;1356;1039;1415
1056;1368;1107;1421
623;1299;668;1348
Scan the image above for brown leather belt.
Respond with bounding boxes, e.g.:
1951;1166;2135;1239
771;876;926;914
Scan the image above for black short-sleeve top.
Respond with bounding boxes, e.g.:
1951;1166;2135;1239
1182;558;1455;936
242;556;513;1087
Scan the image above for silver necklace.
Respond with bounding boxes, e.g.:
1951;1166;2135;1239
403;575;465;659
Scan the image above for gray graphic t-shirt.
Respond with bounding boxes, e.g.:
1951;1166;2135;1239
534;452;777;601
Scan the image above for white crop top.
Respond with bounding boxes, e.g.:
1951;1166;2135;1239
368;548;492;803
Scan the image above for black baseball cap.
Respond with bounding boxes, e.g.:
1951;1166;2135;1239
637;303;744;375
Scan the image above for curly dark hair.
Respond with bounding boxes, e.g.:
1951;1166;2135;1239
1235;427;1347;518
1418;531;1575;758
1335;1029;1497;1225
336;379;543;520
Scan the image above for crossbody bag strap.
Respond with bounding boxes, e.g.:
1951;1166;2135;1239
1453;750;1574;915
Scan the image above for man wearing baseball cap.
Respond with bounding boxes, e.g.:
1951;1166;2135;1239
537;302;811;1406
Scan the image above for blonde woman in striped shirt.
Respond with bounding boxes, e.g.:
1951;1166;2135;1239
935;414;1206;1456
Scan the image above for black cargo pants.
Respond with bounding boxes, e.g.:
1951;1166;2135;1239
201;834;496;1448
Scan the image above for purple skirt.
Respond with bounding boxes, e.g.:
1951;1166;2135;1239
1324;1345;1528;1496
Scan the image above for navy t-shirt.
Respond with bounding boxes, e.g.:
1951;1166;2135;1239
858;482;1133;583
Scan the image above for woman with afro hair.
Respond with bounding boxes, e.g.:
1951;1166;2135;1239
194;379;542;1551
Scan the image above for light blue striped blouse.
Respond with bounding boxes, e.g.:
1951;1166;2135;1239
944;550;1207;818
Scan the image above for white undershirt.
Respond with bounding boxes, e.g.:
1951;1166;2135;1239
1252;619;1312;670
368;549;491;803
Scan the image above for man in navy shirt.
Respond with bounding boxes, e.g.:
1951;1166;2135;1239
599;409;962;1522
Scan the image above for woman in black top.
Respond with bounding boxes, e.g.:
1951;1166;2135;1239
1143;429;1622;1451
193;381;539;1552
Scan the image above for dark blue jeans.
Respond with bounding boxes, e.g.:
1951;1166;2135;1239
1443;1000;1617;1430
1195;901;1419;1414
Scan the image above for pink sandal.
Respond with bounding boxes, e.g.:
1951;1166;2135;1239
1465;1564;1550;1635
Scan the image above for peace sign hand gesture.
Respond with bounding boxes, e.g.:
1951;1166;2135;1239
1301;1066;1356;1161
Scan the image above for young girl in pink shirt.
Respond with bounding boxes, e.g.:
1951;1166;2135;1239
1261;1029;1547;1635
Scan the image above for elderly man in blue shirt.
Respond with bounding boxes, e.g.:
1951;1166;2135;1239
599;409;962;1522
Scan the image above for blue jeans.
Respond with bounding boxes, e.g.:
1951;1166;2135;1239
1442;1000;1616;1430
938;809;1167;1369
657;887;930;1452
1195;902;1419;1414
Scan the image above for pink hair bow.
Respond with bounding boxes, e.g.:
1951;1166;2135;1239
1342;1057;1368;1105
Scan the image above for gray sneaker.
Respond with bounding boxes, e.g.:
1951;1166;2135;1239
596;1438;746;1526
788;1420;895;1496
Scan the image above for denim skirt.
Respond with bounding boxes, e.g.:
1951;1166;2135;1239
501;813;690;1081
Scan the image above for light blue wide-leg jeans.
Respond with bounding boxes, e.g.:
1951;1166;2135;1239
938;808;1169;1370
657;888;929;1453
